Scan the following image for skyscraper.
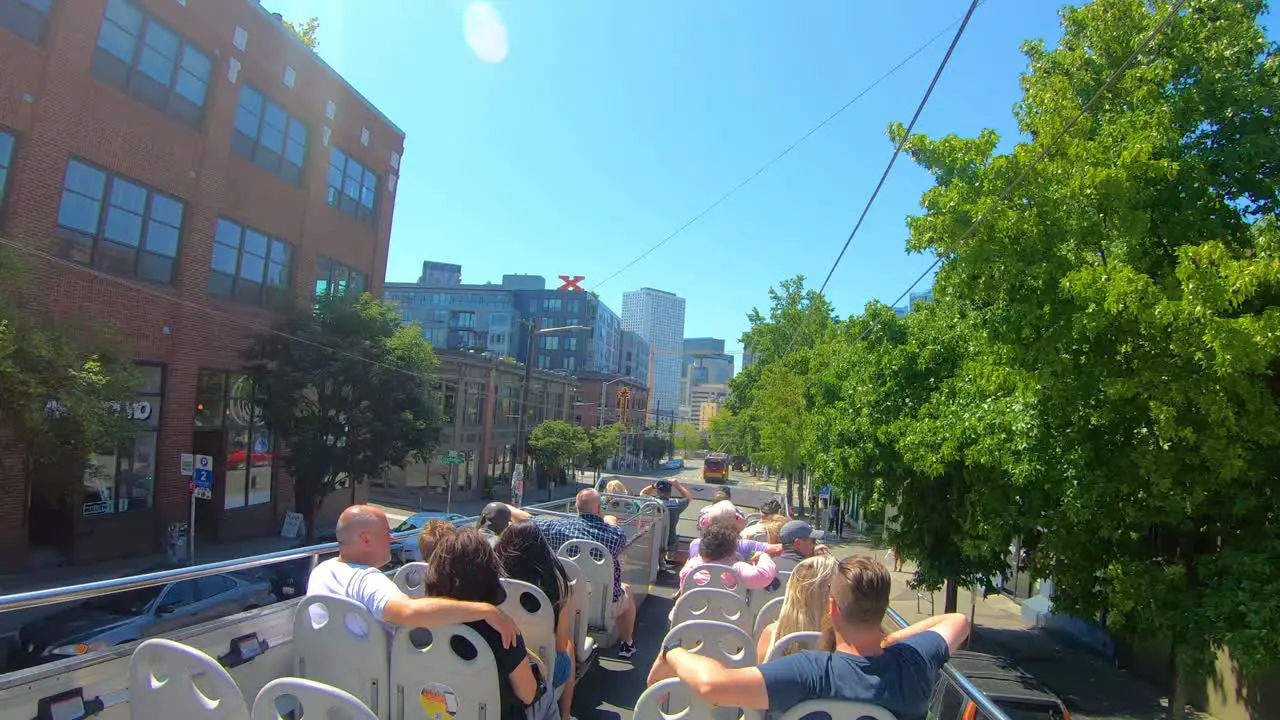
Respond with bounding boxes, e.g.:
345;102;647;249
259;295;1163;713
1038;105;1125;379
622;288;686;424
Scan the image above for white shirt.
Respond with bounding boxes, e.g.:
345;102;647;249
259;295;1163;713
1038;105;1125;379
307;558;405;633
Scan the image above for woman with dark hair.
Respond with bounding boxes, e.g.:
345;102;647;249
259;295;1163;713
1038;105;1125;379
679;521;777;591
495;521;577;720
427;529;538;720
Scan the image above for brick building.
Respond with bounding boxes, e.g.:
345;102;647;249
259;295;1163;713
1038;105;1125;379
0;0;403;567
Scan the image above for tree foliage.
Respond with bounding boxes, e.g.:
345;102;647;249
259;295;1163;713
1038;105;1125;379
727;0;1280;707
0;250;138;507
246;294;442;541
283;16;320;49
583;423;623;474
529;420;589;477
672;421;701;454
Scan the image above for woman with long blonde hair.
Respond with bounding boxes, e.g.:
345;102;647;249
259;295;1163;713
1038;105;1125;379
755;554;839;663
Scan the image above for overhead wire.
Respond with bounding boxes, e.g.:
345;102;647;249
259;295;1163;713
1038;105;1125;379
857;0;1189;342
589;1;990;293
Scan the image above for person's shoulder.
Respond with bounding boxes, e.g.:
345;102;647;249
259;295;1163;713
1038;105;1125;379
890;631;950;664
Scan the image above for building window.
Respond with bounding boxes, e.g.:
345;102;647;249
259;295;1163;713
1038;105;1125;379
55;159;184;284
326;147;377;224
452;312;475;329
539;336;561;351
542;298;562;311
565;337;578;352
83;364;162;517
194;371;274;510
315;257;367;299
536;355;551;370
0;0;47;44
210;218;292;308
489;332;504;345
91;0;210;129
0;129;13;208
232;84;308;186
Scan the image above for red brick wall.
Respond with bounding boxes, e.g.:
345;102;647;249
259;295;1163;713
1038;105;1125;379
0;0;403;564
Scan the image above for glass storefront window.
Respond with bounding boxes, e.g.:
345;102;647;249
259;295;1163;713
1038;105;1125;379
82;363;161;517
195;371;225;427
194;369;274;511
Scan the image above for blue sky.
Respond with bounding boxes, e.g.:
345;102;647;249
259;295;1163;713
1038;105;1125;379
262;1;1266;363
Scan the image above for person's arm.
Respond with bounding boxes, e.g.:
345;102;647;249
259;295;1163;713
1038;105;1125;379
764;542;783;556
382;597;520;648
735;553;777;590
603;514;619;526
673;480;691;499
665;648;770;710
503;504;532;522
882;612;970;652
509;654;538;704
639;484;657;497
755;622;776;665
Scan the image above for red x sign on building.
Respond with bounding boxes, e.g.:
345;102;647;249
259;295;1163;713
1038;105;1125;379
558;275;585;292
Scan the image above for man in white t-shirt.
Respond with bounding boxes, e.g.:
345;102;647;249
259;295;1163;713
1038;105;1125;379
307;505;519;645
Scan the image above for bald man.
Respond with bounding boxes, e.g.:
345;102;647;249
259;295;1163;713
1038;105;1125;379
307;505;519;646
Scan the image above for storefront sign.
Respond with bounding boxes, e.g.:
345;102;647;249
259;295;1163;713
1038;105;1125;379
45;399;153;422
180;453;194;476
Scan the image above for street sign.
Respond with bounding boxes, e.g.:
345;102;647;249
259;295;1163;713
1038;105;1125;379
192;454;213;490
180;453;194;476
441;453;465;464
819;485;832;499
193;487;212;500
512;466;525;506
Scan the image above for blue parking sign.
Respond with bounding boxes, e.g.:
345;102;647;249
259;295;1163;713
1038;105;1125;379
193;454;213;489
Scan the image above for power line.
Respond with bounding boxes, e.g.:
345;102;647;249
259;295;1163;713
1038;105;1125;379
589;1;990;292
816;0;981;296
859;0;1188;342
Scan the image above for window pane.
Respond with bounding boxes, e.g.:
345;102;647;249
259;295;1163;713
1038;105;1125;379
233;86;263;138
148;192;183;228
214;218;242;249
136;45;175;85
178;43;210;79
238;252;264;283
224;428;248;510
57;192;103;234
173;68;207;107
143;222;179;258
260;103;287;152
83;449;118;516
360;170;377;210
247;428;272;506
227;374;255;425
97;1;141;63
64;160;106;199
136;364;163;394
195;371;225;427
284;121;307;165
117;430;156;512
0;131;13;167
103;179;146;247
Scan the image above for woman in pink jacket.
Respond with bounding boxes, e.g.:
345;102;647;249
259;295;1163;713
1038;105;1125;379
680;521;778;592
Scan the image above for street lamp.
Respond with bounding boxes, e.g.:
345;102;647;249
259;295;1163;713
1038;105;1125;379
514;318;589;505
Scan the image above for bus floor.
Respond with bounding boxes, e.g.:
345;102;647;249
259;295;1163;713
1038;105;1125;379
572;567;681;720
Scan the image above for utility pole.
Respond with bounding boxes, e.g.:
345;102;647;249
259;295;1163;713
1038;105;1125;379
515;316;539;481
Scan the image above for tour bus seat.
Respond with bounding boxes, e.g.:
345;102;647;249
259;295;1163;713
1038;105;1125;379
764;631;822;663
251;677;377;720
670;588;753;637
680;562;747;598
778;699;899;720
499;578;557;679
748;570;789;614
293;595;390;719
663;620;756;669
606;497;642;519
393;562;429;598
753;596;785;641
129;638;249;720
634;677;763;720
744;513;762;526
557;539;614;631
558;556;598;668
390;624;502;720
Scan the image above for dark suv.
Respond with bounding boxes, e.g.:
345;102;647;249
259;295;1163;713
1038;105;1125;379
929;651;1072;720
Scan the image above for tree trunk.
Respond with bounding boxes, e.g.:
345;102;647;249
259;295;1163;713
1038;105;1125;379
943;578;959;614
1167;642;1187;720
786;472;795;512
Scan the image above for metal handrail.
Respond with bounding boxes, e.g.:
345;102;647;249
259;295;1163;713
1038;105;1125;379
0;498;591;615
885;607;1013;720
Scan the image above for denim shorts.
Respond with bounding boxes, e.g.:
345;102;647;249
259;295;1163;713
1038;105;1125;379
553;650;571;687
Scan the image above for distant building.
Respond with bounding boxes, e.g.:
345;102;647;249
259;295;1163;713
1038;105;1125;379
688;384;730;428
893;289;934;317
622;288;686;423
419;261;462;286
620;331;650;386
681;337;734;417
512;289;620;374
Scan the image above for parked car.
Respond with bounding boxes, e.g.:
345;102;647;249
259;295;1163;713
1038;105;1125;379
929;650;1072;720
13;568;276;669
389;511;467;564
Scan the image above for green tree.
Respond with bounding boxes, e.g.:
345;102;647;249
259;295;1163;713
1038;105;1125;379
896;0;1280;710
283;16;320;49
583;423;622;480
246;294;442;542
754;362;809;508
671;421;701;455
528;420;589;483
641;435;669;464
0;250;138;514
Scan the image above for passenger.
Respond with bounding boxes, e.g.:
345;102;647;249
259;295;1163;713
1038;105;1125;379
648;555;970;720
495;521;577;720
755;555;839;663
604;479;629;496
741;498;786;539
772;520;830;574
307;505;519;646
427;529;540;720
712;488;732;503
680;522;777;591
688;501;782;561
417;518;458;563
479;502;514;545
532;489;638;659
639;479;691;555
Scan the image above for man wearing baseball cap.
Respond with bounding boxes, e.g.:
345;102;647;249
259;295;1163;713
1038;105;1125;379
641;478;691;557
774;519;826;573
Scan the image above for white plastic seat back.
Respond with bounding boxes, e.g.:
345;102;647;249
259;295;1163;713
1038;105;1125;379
744;513;762;526
606;496;641;519
500;578;557;675
663;620;756;669
129;638;249;720
748;569;789;614
778;699;899;720
681;562;747;598
764;631;822;663
671;588;753;637
557;539;613;629
752;596;785;640
390;624;503;720
252;677;377;720
393;562;429;598
634;678;763;720
558;556;596;664
293;595;389;718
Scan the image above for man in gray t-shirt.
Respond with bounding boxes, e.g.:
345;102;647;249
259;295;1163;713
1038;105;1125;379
641;479;690;553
